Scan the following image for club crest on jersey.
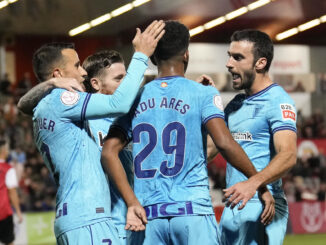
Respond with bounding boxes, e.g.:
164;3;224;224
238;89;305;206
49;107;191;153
60;91;80;106
280;103;296;121
161;82;168;88
213;95;224;111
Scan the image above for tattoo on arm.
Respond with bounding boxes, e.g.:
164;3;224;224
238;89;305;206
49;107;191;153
17;81;54;116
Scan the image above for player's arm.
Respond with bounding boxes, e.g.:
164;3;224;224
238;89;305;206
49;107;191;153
206;119;273;209
6;168;23;223
206;117;275;225
84;20;165;118
17;77;84;115
207;135;219;162
247;130;297;186
8;188;23;223
101;128;147;231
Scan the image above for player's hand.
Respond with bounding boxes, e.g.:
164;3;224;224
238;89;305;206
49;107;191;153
195;74;216;87
17;211;23;223
223;179;256;210
125;204;148;231
132;20;165;57
50;77;85;92
258;186;275;225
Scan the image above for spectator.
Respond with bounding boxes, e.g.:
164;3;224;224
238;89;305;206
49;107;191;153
0;139;23;245
0;73;12;95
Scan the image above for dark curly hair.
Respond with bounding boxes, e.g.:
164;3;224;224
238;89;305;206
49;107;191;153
150;20;190;65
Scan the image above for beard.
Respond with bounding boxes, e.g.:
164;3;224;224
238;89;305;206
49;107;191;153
232;68;256;91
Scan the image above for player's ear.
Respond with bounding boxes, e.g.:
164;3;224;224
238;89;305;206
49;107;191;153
53;69;62;78
90;78;101;92
183;50;189;63
255;57;267;72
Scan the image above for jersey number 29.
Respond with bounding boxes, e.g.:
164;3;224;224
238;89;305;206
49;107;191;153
133;122;185;178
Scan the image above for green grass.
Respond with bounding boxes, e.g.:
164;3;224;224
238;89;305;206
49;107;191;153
284;233;326;245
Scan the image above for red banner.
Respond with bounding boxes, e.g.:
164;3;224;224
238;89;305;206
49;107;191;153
289;201;326;234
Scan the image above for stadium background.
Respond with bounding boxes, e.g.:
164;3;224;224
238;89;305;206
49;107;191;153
0;0;326;244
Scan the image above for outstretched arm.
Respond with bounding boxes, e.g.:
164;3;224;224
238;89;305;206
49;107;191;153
101;129;147;231
17;78;84;115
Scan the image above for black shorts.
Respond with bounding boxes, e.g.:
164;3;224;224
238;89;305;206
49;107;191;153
0;215;14;244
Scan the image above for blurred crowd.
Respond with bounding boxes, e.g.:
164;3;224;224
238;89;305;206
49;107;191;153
0;74;56;212
1;73;326;213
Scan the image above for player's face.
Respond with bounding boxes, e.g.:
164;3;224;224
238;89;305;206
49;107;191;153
98;62;126;95
60;49;87;85
226;41;256;91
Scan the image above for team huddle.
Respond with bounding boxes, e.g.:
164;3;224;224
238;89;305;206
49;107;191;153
18;20;297;245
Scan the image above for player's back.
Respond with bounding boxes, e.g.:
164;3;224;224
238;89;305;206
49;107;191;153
128;76;224;219
32;89;112;237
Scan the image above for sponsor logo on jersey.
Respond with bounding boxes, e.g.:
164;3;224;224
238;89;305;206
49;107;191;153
213;95;224;111
161;82;168;88
60;91;80;106
280;103;296;121
232;131;253;141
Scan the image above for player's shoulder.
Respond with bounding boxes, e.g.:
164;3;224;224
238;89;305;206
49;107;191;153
1;162;12;170
185;78;220;94
268;83;294;104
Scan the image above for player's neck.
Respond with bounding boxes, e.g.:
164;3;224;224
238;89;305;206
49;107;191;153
157;62;185;78
246;72;273;96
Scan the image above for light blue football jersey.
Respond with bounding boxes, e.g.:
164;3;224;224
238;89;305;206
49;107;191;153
88;117;133;239
32;52;148;237
113;76;225;219
224;83;297;199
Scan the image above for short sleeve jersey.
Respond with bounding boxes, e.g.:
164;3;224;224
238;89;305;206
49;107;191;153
112;76;224;219
224;83;297;199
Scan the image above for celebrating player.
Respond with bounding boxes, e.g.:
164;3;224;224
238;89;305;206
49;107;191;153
218;29;297;244
82;50;134;245
17;20;165;245
101;20;272;245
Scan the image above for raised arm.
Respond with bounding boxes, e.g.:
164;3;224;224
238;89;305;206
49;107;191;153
17;77;83;115
84;21;165;118
101;129;147;231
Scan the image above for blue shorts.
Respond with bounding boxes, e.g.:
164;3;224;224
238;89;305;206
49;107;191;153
129;215;219;245
219;197;288;245
56;218;120;245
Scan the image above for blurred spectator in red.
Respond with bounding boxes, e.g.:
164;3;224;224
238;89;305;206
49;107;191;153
0;139;23;245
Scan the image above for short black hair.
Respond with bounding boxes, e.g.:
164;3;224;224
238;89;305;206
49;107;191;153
231;29;273;72
150;20;190;65
32;42;75;82
82;50;124;93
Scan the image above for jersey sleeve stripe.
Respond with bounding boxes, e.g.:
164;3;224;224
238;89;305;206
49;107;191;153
272;125;297;134
81;93;92;121
203;114;225;125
